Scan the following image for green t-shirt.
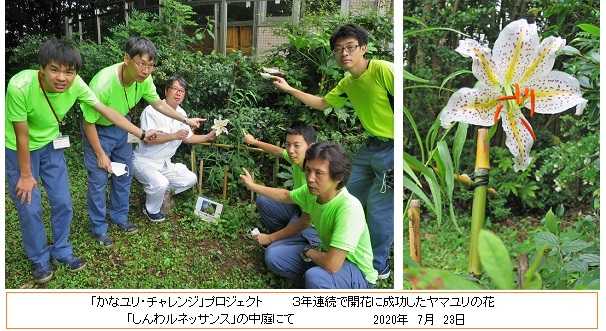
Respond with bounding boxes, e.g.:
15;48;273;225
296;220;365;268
289;185;378;284
324;59;394;139
281;150;306;189
5;70;99;151
81;63;160;125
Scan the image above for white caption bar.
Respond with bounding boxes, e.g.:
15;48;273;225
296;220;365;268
6;291;598;329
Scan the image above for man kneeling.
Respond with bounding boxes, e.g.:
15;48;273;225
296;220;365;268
240;142;377;288
133;75;216;222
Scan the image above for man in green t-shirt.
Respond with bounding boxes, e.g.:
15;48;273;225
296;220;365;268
81;37;204;247
5;38;153;284
243;123;316;240
269;24;394;279
240;142;377;288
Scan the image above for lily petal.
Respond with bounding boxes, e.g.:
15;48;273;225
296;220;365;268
575;99;588;115
519;36;566;85
439;85;500;128
456;39;501;88
525;71;588;114
492;19;539;86
501;108;534;172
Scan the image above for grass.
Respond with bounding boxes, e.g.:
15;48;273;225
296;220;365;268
5;143;393;289
404;208;600;289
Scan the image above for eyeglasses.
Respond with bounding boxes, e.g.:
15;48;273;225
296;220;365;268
168;86;186;94
132;60;155;71
333;44;360;55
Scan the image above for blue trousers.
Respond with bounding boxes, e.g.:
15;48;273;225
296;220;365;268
346;139;394;274
5;145;74;266
256;195;300;232
265;231;371;289
83;125;133;237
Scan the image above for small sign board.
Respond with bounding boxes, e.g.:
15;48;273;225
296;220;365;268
194;196;223;222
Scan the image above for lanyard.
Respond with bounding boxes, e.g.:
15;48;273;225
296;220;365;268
38;73;65;129
121;64;138;113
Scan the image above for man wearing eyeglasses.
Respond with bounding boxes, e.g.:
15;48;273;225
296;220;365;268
132;75;217;223
270;24;394;280
81;37;204;248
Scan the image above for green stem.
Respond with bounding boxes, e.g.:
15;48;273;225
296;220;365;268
469;184;487;275
403;85;455;93
523;245;548;288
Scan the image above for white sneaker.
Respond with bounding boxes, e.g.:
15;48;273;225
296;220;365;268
377;269;391;280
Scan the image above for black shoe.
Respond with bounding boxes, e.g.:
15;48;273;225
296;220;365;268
117;222;138;234
94;234;114;248
143;208;166;223
32;263;54;284
55;256;87;271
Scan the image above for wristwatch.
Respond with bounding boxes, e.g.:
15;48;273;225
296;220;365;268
140;129;146;140
300;245;315;263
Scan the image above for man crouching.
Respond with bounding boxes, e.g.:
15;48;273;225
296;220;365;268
240;142;377;288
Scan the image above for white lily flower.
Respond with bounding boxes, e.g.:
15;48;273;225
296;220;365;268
211;119;230;137
440;19;587;171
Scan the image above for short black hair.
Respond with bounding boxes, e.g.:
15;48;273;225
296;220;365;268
304;142;351;189
38;38;82;71
329;24;369;50
286;123;316;145
124;36;157;61
165;75;188;93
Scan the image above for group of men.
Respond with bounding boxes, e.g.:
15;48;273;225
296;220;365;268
6;24;393;289
6;36;211;284
240;24;394;288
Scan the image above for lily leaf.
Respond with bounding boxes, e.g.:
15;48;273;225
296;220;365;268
404;69;433;84
479;229;514;289
543;209;560;235
577;23;600;37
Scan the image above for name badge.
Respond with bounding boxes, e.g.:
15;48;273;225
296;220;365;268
53;135;71;149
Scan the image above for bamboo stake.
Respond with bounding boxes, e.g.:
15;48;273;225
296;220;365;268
468;128;490;275
222;166;228;200
190;145;196;176
408;199;422;264
198;142;264;153
250;173;255;203
197;159;204;194
273;157;279;186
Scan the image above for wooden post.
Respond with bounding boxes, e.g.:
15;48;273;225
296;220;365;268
95;9;101;44
250;173;255;203
198;160;204;194
220;0;227;55
273;157;279;186
222;166;228;200
408;200;422;264
124;1;129;24
78;14;83;41
190;145;196;177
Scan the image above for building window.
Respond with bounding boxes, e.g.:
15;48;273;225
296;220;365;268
266;0;292;17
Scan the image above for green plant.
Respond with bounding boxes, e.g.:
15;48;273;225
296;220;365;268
530;210;600;289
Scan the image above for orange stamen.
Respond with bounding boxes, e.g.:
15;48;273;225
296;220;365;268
529;89;536;117
520;118;536;140
523;87;529;97
514;83;522;105
494;103;503;125
497;95;517;101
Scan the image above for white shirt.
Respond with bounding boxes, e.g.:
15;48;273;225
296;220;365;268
134;102;193;163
